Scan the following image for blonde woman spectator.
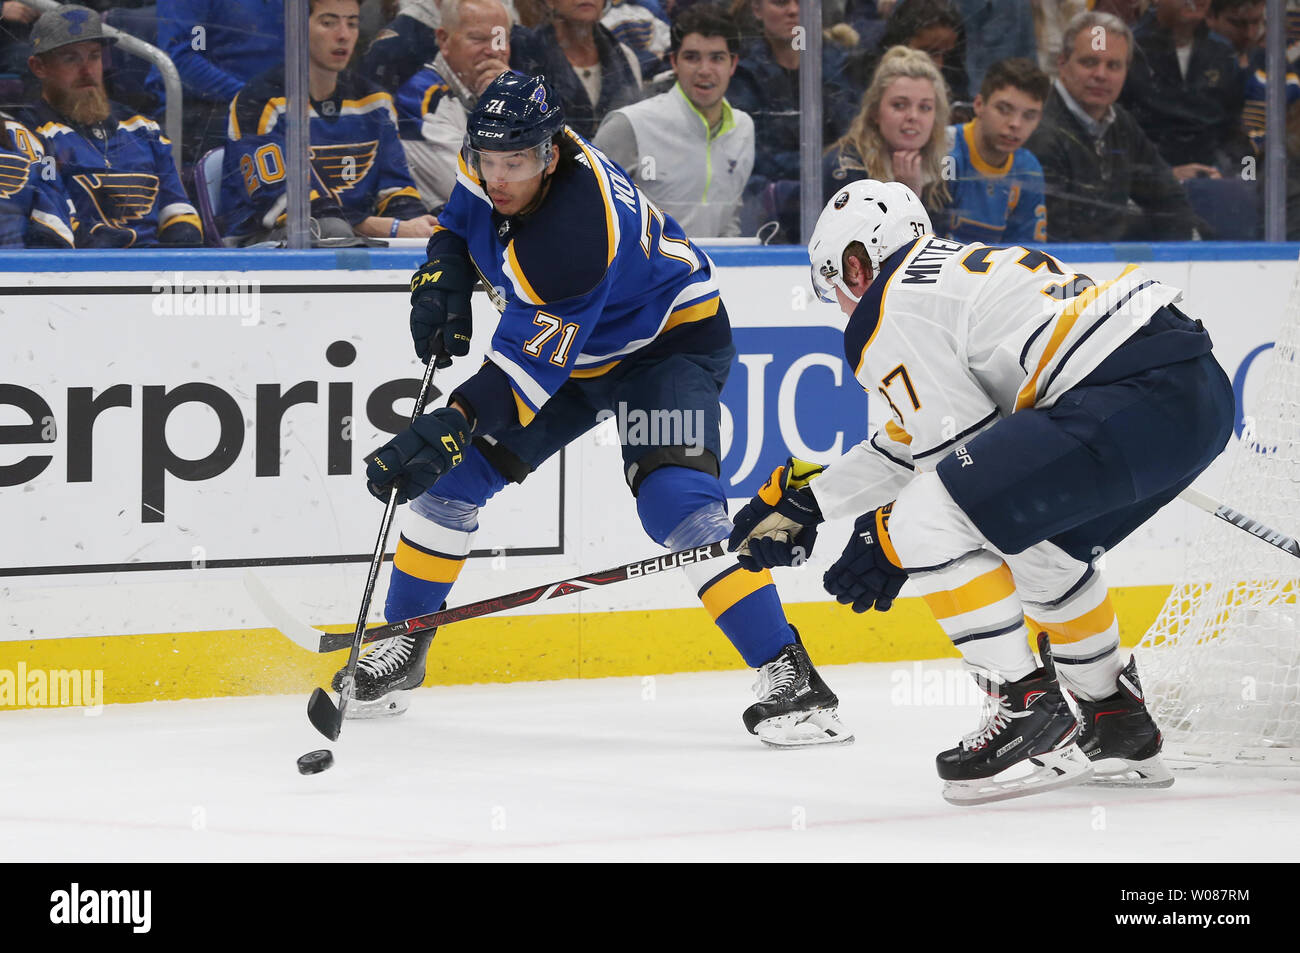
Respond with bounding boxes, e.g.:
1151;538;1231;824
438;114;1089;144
824;45;950;218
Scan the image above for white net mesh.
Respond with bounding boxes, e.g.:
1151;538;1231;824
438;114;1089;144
1137;259;1300;765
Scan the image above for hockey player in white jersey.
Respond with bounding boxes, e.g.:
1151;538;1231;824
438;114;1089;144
729;179;1235;804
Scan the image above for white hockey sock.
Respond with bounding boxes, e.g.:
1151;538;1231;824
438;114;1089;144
1021;569;1123;701
908;550;1038;681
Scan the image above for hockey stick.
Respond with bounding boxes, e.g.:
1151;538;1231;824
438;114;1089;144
1178;486;1300;560
305;358;440;741
245;541;727;655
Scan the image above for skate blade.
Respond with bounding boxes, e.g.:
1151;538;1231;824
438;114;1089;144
942;743;1093;806
757;709;855;748
344;691;412;719
1084;754;1175;788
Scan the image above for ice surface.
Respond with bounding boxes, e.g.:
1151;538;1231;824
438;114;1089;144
3;661;1297;862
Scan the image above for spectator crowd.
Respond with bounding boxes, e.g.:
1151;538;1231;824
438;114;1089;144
0;0;1296;247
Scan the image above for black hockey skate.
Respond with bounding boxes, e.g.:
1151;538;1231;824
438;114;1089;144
1073;655;1174;788
743;631;854;748
331;624;437;719
937;634;1092;805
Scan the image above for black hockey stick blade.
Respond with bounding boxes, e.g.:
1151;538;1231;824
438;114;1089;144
1179;486;1300;560
315;541;728;653
307;687;342;741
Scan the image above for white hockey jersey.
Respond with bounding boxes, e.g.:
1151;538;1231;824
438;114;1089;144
811;235;1182;521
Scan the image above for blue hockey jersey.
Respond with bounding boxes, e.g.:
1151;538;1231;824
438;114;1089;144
943;121;1047;244
0;112;75;248
25;101;201;247
434;127;725;428
222;68;427;239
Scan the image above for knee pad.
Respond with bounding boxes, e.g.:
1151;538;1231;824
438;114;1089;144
635;466;728;547
626;444;720;496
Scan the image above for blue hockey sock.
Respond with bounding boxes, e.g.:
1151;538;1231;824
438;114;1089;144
639;466;796;668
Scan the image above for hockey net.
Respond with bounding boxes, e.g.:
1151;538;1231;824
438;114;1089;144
1137;260;1300;765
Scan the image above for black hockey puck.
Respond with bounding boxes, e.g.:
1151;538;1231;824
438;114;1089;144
297;749;334;775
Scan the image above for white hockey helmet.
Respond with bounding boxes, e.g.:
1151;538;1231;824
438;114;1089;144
808;180;932;305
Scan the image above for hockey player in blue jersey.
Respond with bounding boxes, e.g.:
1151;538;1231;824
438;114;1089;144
222;0;435;244
729;179;1235;801
25;6;202;248
334;71;854;748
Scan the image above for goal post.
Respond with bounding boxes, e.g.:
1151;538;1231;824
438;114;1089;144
1137;258;1300;765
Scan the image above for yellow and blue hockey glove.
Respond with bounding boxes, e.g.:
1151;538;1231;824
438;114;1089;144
727;457;825;571
823;503;908;612
365;407;469;504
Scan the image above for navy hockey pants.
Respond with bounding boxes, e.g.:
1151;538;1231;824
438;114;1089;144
937;314;1235;562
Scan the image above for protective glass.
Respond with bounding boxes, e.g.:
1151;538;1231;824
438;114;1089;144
462;140;552;183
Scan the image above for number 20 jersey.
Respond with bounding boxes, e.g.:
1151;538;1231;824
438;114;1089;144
810;236;1183;521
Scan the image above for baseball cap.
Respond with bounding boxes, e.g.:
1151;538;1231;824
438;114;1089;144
30;5;118;55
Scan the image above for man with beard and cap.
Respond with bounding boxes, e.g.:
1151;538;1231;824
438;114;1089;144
24;5;202;247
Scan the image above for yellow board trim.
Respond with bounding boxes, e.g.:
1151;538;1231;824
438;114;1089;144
700;567;774;619
1026;597;1118;645
922;563;1016;621
393;542;466;584
0;587;1171;709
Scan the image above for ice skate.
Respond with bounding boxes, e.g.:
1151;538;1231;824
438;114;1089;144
1073;655;1175;788
331;627;436;719
743;633;854;748
937;635;1092;805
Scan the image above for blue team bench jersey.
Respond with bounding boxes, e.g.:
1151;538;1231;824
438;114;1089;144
944;121;1047;245
0;112;75;248
24;101;200;247
222;68;427;238
431;127;724;425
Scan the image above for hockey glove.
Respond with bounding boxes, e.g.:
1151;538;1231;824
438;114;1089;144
364;407;470;504
823;503;909;612
410;256;474;367
728;457;825;570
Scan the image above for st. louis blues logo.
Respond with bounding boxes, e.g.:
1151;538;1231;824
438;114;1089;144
531;84;549;113
63;8;92;34
0;153;32;199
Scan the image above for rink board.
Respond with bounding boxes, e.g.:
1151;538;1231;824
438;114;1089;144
0;243;1294;706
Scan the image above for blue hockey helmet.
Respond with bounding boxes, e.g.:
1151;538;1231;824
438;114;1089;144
463;72;566;182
